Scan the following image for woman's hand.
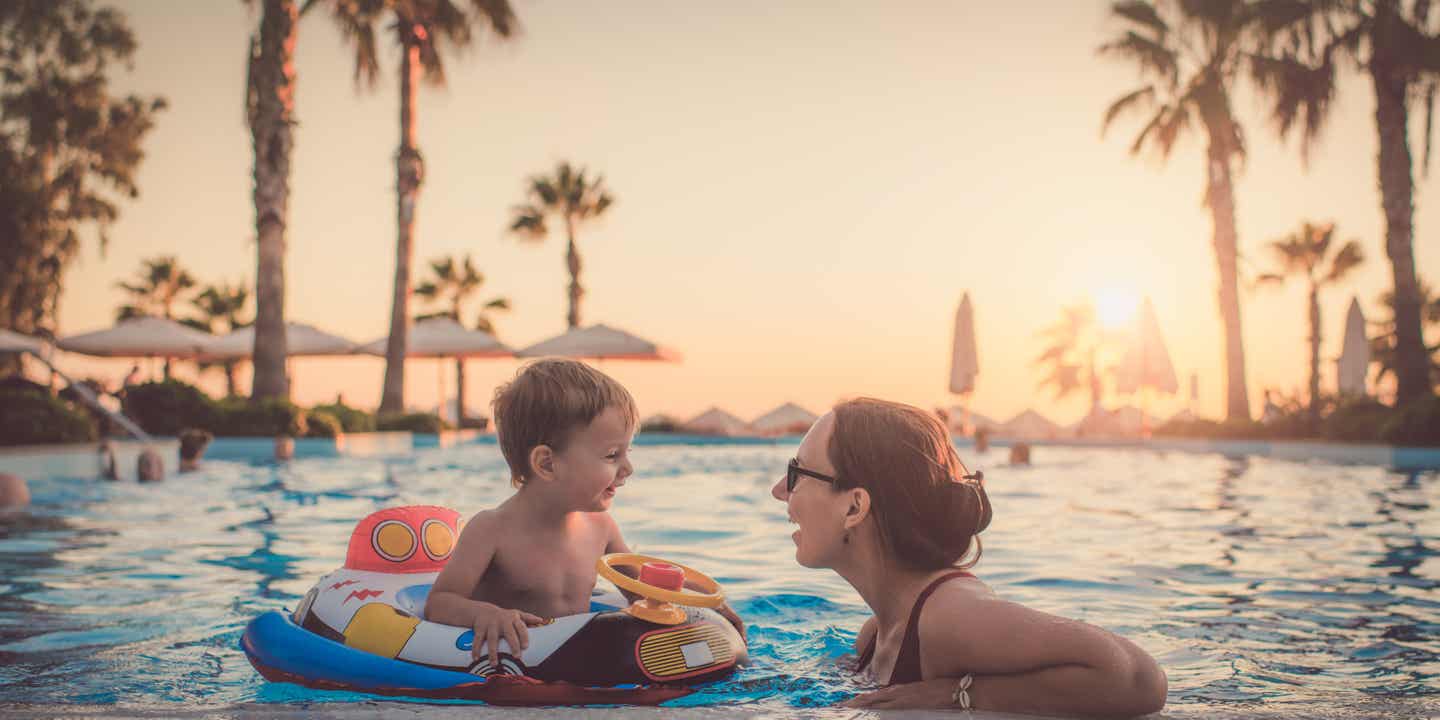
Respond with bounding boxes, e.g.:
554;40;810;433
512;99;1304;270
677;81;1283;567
840;678;961;709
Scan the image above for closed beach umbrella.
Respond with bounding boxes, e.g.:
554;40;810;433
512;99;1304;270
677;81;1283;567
57;317;215;358
1115;298;1178;395
949;292;979;394
0;328;46;355
517;323;679;362
1336;296;1370;395
358;317;512;359
204;322;360;360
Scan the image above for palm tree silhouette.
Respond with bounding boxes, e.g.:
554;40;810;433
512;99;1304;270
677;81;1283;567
183;281;252;397
114;256;197;379
413;254;509;424
1250;0;1439;405
1255;221;1365;424
509;162;615;329
1034;303;1106;414
307;0;519;414
1098;0;1271;420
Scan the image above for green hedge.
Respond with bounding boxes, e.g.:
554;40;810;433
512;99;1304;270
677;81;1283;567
121;380;217;436
377;412;448;433
0;387;97;445
305;410;343;438
1381;395;1440;446
211;397;307;437
311;402;376;433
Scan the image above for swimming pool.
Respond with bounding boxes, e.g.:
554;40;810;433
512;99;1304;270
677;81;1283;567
1;439;1436;717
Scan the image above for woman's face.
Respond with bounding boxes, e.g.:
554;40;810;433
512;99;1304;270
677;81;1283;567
771;412;851;568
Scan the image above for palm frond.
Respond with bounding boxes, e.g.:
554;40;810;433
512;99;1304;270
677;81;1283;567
1101;85;1158;136
1111;1;1168;36
1098;30;1181;87
1249;52;1335;163
413;281;440;299
468;0;519;38
1322;239;1364;284
509;205;548;240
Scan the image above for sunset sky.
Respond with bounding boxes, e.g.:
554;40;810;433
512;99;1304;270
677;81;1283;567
52;1;1440;425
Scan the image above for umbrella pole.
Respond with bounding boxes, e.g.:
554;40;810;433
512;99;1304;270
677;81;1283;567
437;357;446;423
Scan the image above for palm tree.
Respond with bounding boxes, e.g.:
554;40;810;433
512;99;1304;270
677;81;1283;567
413;253;509;424
1250;0;1438;405
245;0;298;401
1371;278;1440;389
183;281;252;397
1098;0;1270;421
509;162;615;329
307;0;519;415
1034;303;1106;414
1255;221;1365;424
114;256;197;379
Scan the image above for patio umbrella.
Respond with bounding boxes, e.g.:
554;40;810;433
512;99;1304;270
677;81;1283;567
358;317;514;423
1336;296;1370;396
516;324;680;361
202;322;360;360
948;292;979;434
0;328;46;355
683;407;750;436
58;317;215;359
750;402;818;436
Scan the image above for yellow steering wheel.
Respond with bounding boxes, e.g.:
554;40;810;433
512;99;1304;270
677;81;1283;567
596;553;725;610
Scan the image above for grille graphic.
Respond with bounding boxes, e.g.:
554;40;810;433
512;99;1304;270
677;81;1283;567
636;624;734;681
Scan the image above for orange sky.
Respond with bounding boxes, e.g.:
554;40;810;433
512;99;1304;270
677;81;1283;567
50;1;1440;425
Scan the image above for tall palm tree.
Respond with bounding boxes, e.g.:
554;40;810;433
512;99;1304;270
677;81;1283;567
1255;221;1365;424
1250;0;1438;405
307;0;519;415
183;281;252;397
509;161;615;329
114;256;197;379
413;253;509;424
245;0;298;401
1098;0;1270;421
1371;278;1440;389
1034;303;1106;414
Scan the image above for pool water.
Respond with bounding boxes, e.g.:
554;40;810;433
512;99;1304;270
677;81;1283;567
1;439;1437;716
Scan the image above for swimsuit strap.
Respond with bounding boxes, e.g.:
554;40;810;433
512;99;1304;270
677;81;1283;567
854;569;974;684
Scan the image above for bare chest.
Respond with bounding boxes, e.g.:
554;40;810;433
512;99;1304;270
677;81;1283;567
477;528;609;617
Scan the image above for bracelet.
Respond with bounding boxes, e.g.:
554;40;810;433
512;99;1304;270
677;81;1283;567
951;673;974;709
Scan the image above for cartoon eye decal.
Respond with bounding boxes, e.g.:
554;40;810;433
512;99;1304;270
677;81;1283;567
373;519;417;563
422;518;455;560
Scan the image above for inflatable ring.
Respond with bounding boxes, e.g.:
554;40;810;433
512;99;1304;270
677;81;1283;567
241;506;747;705
596;553;725;608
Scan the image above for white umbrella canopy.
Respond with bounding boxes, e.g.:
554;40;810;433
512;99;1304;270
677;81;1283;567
683;407;751;436
1115;298;1179;395
57;317;216;358
1336;296;1370;395
0;328;46;355
750;402;818;436
358;317;513;358
949;292;979;394
517;323;679;361
998;408;1062;439
202;322;360;360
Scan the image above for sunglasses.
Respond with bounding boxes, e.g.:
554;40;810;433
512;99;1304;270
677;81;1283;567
784;458;984;494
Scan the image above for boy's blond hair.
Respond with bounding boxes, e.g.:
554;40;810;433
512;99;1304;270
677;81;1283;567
492;359;639;486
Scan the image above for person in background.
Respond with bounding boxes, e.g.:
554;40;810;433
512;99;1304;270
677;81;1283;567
974;427;990;454
137;448;164;483
121;364;142;394
178;429;213;473
0;473;30;509
274;436;295;462
99;440;119;481
1008;443;1031;465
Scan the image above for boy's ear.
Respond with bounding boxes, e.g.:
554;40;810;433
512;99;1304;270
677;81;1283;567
842;487;871;531
528;445;556;482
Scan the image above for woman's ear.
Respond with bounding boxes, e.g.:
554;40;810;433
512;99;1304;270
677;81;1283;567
842;487;871;531
529;445;556;482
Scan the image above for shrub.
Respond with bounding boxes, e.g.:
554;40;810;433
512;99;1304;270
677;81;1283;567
1380;395;1440;447
305;409;343;438
640;414;681;433
311;402;376;433
459;415;490;431
212;397;307;437
1321;398;1392;443
121;380;217;436
0;387;97;445
376;412;447;433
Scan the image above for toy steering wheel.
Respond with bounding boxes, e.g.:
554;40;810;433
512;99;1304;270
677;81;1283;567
596;553;725;608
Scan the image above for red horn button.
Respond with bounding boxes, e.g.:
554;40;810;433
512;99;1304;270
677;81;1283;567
639;562;685;591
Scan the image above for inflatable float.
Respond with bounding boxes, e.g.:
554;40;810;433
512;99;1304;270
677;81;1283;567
241;506;747;705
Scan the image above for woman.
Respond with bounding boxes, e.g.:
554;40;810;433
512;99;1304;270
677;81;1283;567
772;398;1166;717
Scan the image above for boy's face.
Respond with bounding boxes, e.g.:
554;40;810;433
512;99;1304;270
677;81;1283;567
552;405;634;511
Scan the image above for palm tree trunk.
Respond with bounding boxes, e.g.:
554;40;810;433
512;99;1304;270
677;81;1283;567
1371;40;1431;404
249;0;296;402
1202;114;1251;421
1307;284;1321;426
455;356;467;425
380;31;424;415
565;214;583;329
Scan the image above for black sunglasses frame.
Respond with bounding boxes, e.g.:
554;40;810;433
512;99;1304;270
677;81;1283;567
785;458;837;493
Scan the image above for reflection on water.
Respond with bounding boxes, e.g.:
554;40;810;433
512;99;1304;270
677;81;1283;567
0;443;1436;713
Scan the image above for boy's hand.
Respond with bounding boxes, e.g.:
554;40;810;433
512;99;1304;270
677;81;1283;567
471;602;547;668
717;601;746;641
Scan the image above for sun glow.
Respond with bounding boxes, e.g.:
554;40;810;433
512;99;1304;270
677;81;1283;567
1095;288;1139;329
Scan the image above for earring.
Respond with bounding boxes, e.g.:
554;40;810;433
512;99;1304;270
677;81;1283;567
842;531;849;545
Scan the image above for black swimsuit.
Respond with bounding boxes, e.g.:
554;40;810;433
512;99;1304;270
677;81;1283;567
855;570;974;685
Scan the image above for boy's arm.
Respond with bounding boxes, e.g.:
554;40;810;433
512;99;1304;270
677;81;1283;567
425;512;544;666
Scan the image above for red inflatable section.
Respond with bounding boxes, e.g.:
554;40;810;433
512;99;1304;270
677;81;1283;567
345;505;462;573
